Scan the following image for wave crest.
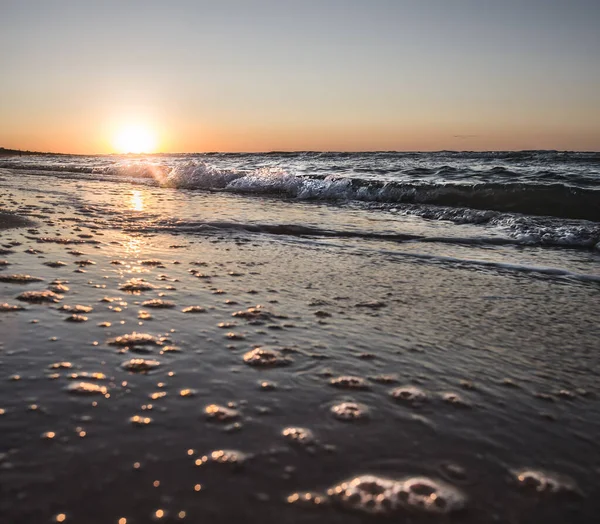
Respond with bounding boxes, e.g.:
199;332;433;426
162;162;242;189
153;161;600;222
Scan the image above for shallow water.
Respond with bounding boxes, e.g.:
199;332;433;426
1;164;599;523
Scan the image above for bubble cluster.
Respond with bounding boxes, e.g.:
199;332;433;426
17;290;62;303
197;449;247;466
160;345;181;354
140;259;165;267
130;415;153;426
232;305;273;323
59;304;93;313
0;274;44;283
142;299;175;308
119;279;155;292
327;475;398;514
287;492;328;507
48;282;70;293
390;386;428;406
121;358;161;373
73;258;95;267
0;302;24;312
243;347;292;367
67;382;108;396
49;362;72;370
329;376;370;390
182;306;206;313
282;427;315;445
204;404;240;422
65;314;88;322
108;332;162;347
330;402;369;421
327;475;466;515
514;469;578;494
441;392;470;408
44;261;67;268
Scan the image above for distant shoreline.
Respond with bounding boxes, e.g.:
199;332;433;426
1;147;598;157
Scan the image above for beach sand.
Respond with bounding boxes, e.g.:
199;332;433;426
1;174;599;524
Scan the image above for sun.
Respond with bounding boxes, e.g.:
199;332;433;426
113;125;157;154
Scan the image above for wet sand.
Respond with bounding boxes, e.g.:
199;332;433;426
1;176;599;524
0;212;34;230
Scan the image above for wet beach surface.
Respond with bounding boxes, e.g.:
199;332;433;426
1;173;600;523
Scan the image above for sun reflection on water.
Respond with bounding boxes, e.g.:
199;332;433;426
130;190;144;211
124;236;144;256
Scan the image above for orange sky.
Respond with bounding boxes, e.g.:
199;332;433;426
1;1;599;153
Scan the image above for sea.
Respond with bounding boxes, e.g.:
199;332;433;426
0;151;599;523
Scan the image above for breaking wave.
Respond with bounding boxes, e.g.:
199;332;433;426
153;162;600;222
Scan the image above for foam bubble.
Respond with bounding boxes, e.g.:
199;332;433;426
204;404;240;422
232;305;274;323
329;376;370;390
17;290;62;303
67;382;108;396
196;449;247;466
287;492;329;507
140;259;165;267
0;303;24;312
441;392;470;408
74;259;95;267
50;362;73;370
399;476;467;513
513;469;578;494
327;475;466;515
68;372;106;380
282;427;315;445
65;314;88;322
182;306;206;313
259;380;277;391
330;402;369;421
108;332;162;347
243;347;292;367
0;274;44;283
119;279;155;292
142;299;175;308
390;386;428;406
160;345;181;354
48;283;70;293
327;475;400;515
130;415;153;426
121;358;161;373
59;304;93;313
43;261;67;268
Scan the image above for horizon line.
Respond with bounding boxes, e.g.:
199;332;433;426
2;146;599;157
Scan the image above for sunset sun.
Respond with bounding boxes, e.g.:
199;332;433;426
113;125;157;154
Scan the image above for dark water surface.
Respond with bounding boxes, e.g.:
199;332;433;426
0;160;599;523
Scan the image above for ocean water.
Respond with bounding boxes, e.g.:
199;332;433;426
2;151;600;245
0;152;599;523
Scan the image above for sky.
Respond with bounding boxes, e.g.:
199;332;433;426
1;0;599;153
